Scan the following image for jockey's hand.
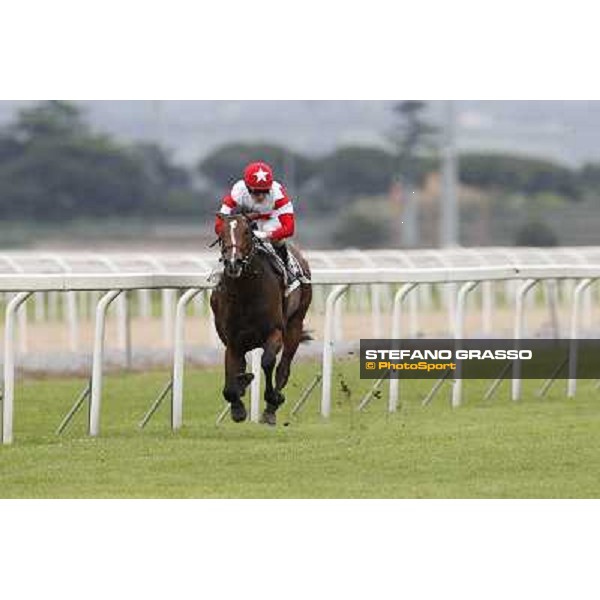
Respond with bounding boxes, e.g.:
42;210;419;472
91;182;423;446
253;230;270;240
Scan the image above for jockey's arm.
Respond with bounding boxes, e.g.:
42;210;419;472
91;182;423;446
268;213;295;241
267;194;295;242
214;194;238;235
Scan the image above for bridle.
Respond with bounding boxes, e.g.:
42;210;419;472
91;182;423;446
217;214;261;275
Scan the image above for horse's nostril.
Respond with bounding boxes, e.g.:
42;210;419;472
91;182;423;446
224;260;242;278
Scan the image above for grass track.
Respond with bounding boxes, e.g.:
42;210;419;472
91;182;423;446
1;359;599;498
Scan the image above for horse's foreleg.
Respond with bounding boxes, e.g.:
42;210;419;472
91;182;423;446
237;355;254;397
260;329;284;425
223;347;247;422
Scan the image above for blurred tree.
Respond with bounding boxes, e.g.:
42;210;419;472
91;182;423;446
0;132;20;163
300;146;437;217
390;101;438;177
130;142;202;214
197;143;315;190
515;220;558;246
579;163;600;195
0;101;199;220
133;143;190;188
460;153;581;201
0;136;148;219
332;199;394;248
8;100;88;141
317;146;396;197
389;101;438;246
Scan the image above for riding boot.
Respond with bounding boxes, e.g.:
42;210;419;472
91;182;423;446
274;242;289;265
274;242;300;295
282;244;309;284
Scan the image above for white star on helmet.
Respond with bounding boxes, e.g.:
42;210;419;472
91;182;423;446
254;168;269;183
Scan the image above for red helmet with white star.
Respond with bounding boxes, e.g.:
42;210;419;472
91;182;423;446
243;161;274;191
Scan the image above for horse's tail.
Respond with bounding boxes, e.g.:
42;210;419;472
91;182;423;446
300;329;313;343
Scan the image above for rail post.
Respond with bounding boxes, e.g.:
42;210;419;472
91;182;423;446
89;289;123;437
511;279;538;401
171;288;202;430
2;291;32;444
321;284;349;418
567;278;594;398
451;281;478;408
388;283;417;412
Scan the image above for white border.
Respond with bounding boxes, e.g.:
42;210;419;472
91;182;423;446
3;2;599;98
1;3;598;599
1;501;597;600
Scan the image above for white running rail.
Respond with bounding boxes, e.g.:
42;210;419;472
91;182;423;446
0;263;599;443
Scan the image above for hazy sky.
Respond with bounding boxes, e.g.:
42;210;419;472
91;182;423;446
1;100;599;167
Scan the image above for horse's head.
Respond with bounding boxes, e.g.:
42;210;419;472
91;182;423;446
217;213;256;278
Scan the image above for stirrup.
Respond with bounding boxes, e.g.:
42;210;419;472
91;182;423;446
287;253;310;284
289;268;310;285
285;279;301;297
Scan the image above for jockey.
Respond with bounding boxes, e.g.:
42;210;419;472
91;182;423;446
214;161;307;290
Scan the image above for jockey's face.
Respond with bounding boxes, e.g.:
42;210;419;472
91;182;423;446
248;187;270;203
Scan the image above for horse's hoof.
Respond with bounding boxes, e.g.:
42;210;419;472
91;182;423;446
230;402;247;423
259;410;277;426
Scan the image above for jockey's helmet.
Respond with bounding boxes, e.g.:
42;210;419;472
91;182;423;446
244;161;274;192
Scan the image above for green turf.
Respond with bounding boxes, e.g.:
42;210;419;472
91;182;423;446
1;359;599;498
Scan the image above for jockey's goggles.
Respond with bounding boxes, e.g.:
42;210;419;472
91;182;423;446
247;187;270;196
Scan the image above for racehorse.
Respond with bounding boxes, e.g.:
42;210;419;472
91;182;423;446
210;213;312;425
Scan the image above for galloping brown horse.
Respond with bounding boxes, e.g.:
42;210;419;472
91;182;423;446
210;213;312;425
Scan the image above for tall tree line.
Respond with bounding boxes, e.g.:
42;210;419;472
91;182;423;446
0;101;596;223
0;101;198;220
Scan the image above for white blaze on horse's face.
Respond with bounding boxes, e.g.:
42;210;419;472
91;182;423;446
229;220;238;262
224;218;243;278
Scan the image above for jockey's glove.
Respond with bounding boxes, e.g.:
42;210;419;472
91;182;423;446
253;231;270;240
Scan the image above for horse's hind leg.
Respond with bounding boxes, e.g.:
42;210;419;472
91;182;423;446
260;329;284;426
275;315;305;393
276;285;312;392
223;347;247;422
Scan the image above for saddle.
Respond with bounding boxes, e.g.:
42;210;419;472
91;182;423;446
258;242;310;297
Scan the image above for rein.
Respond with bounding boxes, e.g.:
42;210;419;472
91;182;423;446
218;223;263;274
